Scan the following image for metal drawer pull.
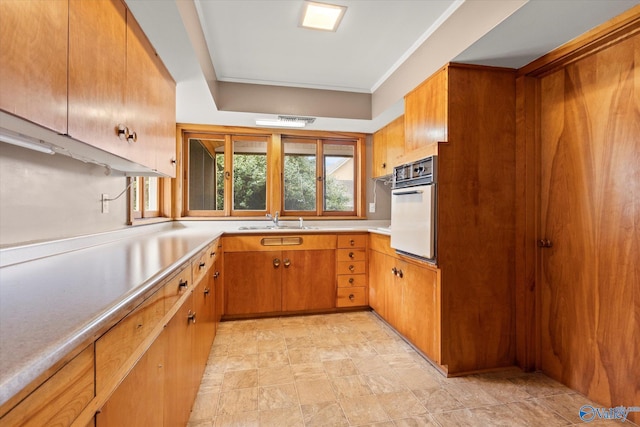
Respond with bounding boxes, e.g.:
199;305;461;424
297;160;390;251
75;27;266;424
348;252;355;259
204;287;210;295
179;279;188;289
350;239;355;246
199;262;206;269
188;311;196;324
348;265;355;272
210;251;216;257
213;271;220;279
349;278;354;284
348;294;355;301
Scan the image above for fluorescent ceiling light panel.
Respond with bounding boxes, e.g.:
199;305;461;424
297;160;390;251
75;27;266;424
300;1;346;32
256;119;306;128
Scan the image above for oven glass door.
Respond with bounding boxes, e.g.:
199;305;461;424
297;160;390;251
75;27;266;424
390;183;436;260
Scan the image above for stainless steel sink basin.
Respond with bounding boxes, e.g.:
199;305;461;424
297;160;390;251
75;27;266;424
238;225;317;230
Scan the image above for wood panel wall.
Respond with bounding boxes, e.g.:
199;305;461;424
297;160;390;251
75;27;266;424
517;7;639;422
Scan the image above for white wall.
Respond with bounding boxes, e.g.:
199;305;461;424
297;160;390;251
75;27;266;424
0;144;129;247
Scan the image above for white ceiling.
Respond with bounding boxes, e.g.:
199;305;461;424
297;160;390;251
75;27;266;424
125;0;638;133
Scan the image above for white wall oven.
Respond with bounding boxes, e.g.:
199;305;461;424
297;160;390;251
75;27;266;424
390;155;437;262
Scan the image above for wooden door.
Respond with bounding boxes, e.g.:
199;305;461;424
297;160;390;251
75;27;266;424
164;294;195;427
368;250;390;318
281;249;335;311
372;126;387;178
97;333;165;426
538;34;639;409
224;251;282;314
402;262;440;363
0;0;68;133
68;0;126;154
404;68;447;152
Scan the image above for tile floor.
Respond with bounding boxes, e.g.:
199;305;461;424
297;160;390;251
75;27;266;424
187;311;637;427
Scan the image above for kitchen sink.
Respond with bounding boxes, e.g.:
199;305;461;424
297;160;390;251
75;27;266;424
238;225;317;230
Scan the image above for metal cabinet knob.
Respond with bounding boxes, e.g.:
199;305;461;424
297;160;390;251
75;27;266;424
348;252;355;259
349;277;354;284
537;239;553;248
283;258;291;268
391;267;397;275
204;287;210;295
397;269;404;278
348;294;355;301
187;310;196;324
348;265;355;272
350;239;355;246
273;258;281;268
213;271;220;279
382;163;386;169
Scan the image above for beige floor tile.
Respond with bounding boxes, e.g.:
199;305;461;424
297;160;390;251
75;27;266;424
292;362;327;381
258;407;304;427
227;340;258;356
282;326;310;338
340;394;390;425
508;373;571;398
289;347;320;364
536;392;597;424
285;336;314;349
259;365;294;386
258;350;289;368
393;414;441;426
443;381;501;408
225;354;258;371
345;342;379;358
466;376;532;404
353;355;391;374
331;375;373;399
254;318;282;331
189;391;219;422
364;368;409;394
310;332;343;347
258;383;298;411
257;338;287;353
221;369;258;391
377;391;427;419
412;386;464;413
505;399;572;426
379;353;421;370
433;404;527;427
395;366;442;391
323;358;358;377
256;330;283;341
215;410;259;427
301;402;349;426
335;331;368;345
296;379;337;405
218;387;259;415
316;345;350;361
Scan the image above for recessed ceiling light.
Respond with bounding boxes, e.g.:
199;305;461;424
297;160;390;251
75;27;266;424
300;1;347;32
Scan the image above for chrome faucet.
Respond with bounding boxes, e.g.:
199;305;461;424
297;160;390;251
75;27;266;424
266;211;280;226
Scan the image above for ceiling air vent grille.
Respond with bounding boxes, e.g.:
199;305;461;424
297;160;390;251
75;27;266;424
278;115;316;125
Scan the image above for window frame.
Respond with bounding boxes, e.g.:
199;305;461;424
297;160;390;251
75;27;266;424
128;176;168;225
177;124;367;219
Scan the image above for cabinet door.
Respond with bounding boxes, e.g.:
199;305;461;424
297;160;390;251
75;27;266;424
385;259;405;334
97;333;165;426
404;68;447;152
402;262;440;363
372;127;388;178
386;115;405;170
164;294;196;427
225;251;282;314
368;250;391;318
282;249;335;311
0;0;68;133
213;252;224;324
194;272;215;376
68;0;126;154
153;57;177;177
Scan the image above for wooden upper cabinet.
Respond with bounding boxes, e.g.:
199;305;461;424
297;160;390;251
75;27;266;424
68;1;176;177
68;0;127;156
404;68;447;153
372;115;405;178
0;0;68;134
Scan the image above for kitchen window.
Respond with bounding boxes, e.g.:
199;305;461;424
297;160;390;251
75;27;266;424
180;126;365;218
129;176;167;224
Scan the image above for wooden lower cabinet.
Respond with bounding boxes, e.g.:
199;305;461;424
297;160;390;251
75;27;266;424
281;249;335;311
224;244;336;316
369;234;440;364
97;335;165;426
194;271;216;378
225;250;282;314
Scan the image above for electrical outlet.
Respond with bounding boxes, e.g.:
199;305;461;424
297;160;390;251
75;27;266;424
102;194;109;214
369;202;376;213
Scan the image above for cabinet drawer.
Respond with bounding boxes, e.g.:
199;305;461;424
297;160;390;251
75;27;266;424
337;260;366;275
336;287;367;307
337;275;367;288
95;287;165;393
224;234;336;252
163;265;192;311
1;345;94;426
337;234;367;249
337;248;366;262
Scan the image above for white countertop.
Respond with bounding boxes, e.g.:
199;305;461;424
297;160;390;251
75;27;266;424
0;219;390;407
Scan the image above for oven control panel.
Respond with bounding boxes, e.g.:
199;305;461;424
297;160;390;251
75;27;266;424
393;156;437;189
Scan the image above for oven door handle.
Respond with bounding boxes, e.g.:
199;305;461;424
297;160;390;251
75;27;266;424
392;189;424;196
